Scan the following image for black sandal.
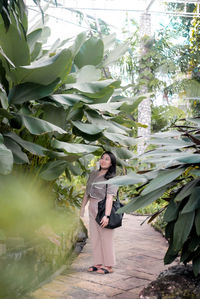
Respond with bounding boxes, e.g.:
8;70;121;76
97;267;113;274
87;266;98;272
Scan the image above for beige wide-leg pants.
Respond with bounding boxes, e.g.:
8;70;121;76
88;197;115;267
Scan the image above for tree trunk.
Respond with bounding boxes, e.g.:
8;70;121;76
137;13;152;155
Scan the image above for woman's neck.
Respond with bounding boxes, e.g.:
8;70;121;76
98;169;108;176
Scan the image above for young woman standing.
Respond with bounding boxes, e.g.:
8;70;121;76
80;151;118;274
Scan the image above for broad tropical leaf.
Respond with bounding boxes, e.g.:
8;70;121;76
4;132;46;156
0;87;8;109
181;187;200;214
76;65;101;83
8;79;59;105
175;178;200;202
11;49;72;85
88;102;123;114
103;33;116;51
113;147;136;160
66;79;120;99
85;109;130;134
39;160;68;180
172;211;195;252
30;41;42;62
102;42;128;67
74;37;104;68
4;137;29;164
50;94;93;106
69;32;87;57
164;200;179;222
42;105;66;129
0;23;30;66
118;184;172;214
149;137;193;148
0;44;15;67
0;134;13;174
20;114;66;135
0;108;12;120
72;120;103;135
164;242;178;265
193;256;200;277
120;96;146;114
188;118;200;127
96;172;147;186
51;139;100;154
177;154;200;164
195;209;200;236
65;161;83;176
103;132;136;146
141;168;185;195
27;28;42;53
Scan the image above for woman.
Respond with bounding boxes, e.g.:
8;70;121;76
80;151;118;274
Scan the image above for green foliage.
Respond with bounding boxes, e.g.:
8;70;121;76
151;105;185;133
135;200;166;216
189;8;200;69
110;116;200;276
74;37;104;68
0;6;143;183
167;2;195;40
0;0;27;31
151;211;166;236
0;173;55;237
53;176;85;209
0;1;57;31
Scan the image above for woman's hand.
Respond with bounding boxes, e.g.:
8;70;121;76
100;216;109;228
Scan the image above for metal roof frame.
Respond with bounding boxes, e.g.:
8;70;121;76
57;0;200;17
30;0;200;19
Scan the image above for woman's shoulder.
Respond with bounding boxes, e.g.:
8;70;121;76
89;169;99;178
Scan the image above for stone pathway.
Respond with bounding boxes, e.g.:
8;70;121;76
29;212;171;299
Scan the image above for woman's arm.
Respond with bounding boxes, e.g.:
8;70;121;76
101;194;113;228
105;194;113;216
80;192;89;217
80;171;94;217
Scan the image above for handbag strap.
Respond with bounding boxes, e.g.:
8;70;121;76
105;184;108;200
116;190;120;202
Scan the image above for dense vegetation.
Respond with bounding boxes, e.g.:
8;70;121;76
1;0;200;277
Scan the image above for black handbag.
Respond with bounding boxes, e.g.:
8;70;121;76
95;184;124;229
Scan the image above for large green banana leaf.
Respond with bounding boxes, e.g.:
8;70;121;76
72;120;104;135
39;160;68;181
0;134;13;175
19;114;66;135
27;29;43;54
141;168;185;195
51;139;100;154
4;137;29;164
11;49;72;85
50;94;93;107
102;42;129;67
0;23;30;66
96;171;147;186
4;132;46;156
8;79;59;105
74;37;104;68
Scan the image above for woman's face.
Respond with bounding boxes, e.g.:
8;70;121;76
100;153;112;170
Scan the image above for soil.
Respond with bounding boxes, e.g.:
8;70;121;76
139;264;200;299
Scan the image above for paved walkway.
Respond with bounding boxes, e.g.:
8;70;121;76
30;212;171;299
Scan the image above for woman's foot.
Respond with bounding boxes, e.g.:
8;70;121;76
96;266;113;274
87;264;102;272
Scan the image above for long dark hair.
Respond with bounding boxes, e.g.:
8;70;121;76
99;151;117;180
